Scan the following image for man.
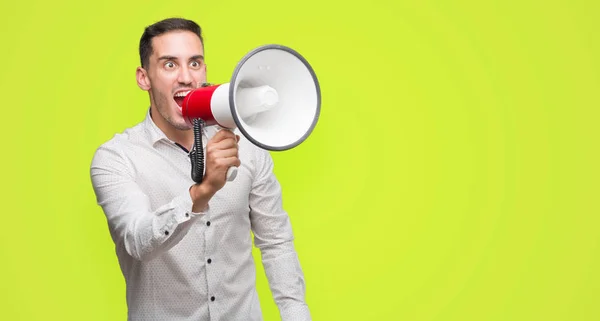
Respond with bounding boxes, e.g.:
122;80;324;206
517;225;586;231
90;17;310;321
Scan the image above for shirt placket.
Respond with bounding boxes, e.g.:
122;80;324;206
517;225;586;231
203;214;217;319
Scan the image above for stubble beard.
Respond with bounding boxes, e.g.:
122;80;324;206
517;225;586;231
151;87;191;131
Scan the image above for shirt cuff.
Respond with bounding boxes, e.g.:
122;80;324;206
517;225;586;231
280;303;311;321
173;192;209;222
155;193;208;238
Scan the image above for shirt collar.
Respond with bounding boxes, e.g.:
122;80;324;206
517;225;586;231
142;107;219;147
142;108;170;146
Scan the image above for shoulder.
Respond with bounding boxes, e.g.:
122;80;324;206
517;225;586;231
90;121;147;168
234;132;277;184
237;132;272;162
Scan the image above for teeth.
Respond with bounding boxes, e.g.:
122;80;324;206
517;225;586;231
174;91;191;98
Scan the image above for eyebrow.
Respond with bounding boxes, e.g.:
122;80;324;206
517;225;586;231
157;55;205;62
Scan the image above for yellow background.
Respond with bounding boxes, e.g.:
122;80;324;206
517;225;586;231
1;0;599;320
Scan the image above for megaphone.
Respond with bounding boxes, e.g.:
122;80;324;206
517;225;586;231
182;44;321;183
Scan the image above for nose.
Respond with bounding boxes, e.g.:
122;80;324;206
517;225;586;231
177;66;193;85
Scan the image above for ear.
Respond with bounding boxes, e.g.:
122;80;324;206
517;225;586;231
136;66;151;91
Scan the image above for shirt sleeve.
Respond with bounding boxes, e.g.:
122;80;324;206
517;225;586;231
90;143;207;262
248;147;311;321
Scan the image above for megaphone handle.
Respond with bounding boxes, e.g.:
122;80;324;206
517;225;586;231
191;119;238;183
227;167;238;181
214;125;238;182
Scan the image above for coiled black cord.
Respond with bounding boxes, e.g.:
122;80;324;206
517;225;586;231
190;118;205;183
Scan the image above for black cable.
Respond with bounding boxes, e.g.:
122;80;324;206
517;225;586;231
190;118;204;183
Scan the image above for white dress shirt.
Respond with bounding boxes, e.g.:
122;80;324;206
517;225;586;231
90;110;310;321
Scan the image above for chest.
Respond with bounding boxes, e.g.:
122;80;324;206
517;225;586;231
130;142;255;219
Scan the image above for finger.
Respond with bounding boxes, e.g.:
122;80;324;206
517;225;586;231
211;129;237;142
210;148;239;159
215;156;241;169
226;156;241;168
207;138;238;153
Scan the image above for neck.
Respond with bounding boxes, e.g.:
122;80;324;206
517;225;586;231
150;107;194;151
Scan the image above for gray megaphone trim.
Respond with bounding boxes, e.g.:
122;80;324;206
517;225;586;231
229;44;321;151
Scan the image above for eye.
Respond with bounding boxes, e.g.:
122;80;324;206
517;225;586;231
164;61;176;69
190;61;201;69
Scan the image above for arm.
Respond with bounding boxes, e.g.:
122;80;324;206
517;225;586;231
90;130;240;262
249;148;311;321
90;144;207;262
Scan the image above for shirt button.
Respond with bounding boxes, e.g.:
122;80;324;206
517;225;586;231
164;231;169;236
185;212;189;217
207;258;212;264
206;221;211;226
210;296;215;302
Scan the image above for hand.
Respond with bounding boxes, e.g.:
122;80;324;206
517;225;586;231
203;129;241;191
189;129;240;211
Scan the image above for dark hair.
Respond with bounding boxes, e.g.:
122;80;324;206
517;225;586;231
139;17;204;69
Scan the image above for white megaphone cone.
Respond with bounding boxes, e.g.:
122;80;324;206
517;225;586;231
182;44;321;183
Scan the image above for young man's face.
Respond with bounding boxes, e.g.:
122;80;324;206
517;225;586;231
139;30;206;130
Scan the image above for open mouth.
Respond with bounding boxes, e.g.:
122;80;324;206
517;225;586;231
173;90;192;109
